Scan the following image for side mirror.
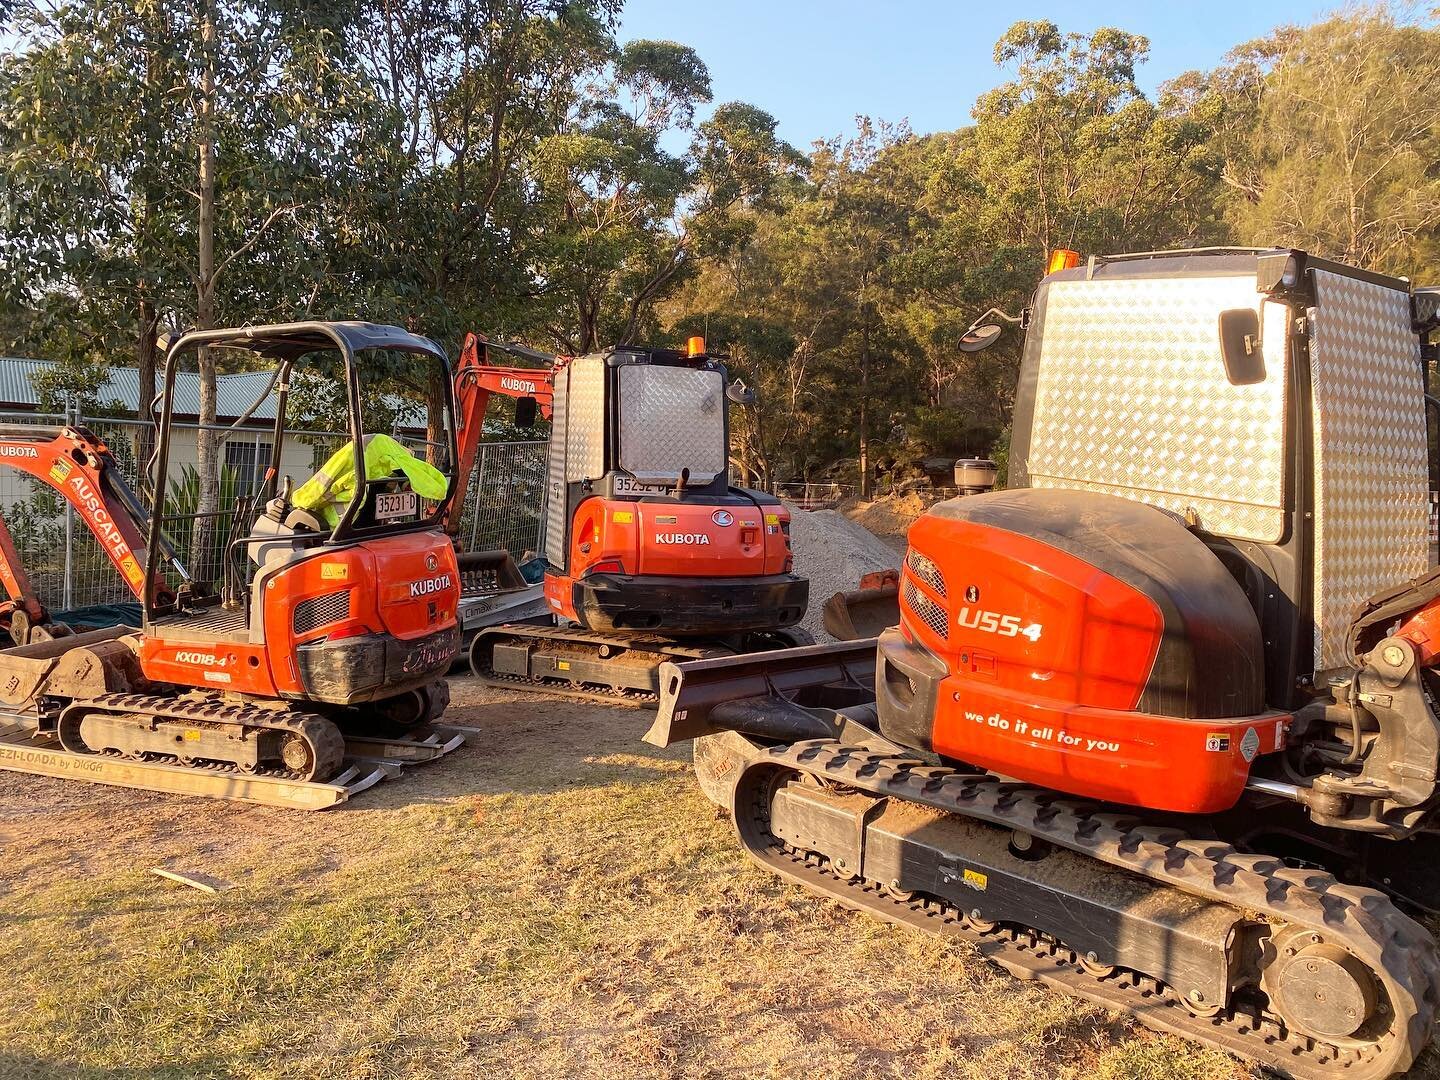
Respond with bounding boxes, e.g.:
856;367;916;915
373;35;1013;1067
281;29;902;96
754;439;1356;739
726;380;756;405
514;396;538;428
959;323;1003;353
1218;308;1266;385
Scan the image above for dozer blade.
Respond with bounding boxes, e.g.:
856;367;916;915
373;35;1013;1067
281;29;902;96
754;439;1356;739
643;639;879;747
821;569;900;641
0;728;387;811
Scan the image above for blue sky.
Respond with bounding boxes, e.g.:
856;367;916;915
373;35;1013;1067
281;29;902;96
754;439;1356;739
617;0;1336;149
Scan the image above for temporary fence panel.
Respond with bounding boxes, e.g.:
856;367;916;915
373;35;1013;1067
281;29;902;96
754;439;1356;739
0;406;544;610
456;440;548;560
774;481;854;510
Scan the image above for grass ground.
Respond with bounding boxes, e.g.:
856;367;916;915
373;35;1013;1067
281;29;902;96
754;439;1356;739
0;682;1424;1080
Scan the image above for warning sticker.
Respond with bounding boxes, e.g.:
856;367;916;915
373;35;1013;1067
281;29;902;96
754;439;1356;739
962;868;988;891
1240;727;1261;763
1205;732;1231;752
119;554;144;587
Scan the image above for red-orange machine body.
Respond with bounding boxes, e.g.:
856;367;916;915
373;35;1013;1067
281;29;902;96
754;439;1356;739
139;530;459;703
876;489;1287;813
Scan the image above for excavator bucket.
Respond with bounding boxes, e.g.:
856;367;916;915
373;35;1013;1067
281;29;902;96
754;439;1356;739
457;549;528;594
821;569;900;640
455;549;549;647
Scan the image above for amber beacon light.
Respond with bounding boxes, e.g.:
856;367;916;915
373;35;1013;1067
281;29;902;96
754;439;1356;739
1047;248;1081;273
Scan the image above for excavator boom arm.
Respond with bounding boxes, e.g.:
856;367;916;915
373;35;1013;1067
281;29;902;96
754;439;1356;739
451;332;556;536
0;425;170;608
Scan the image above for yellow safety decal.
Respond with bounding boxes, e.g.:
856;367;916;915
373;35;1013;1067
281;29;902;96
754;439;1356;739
49;460;72;483
962;868;988;891
612;511;634;524
1205;732;1231;752
119;555;144;587
183;729;202;742
321;563;348;580
556;660;571;671
764;513;780;526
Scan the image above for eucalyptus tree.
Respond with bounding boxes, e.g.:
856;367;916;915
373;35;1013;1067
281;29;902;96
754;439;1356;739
2;0;380;560
527;40;800;354
1178;8;1440;272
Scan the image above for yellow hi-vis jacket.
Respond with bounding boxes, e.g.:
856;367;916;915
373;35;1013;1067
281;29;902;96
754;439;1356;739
293;433;449;527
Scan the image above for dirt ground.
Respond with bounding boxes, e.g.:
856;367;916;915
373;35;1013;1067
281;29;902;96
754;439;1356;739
0;681;1425;1080
839;491;933;541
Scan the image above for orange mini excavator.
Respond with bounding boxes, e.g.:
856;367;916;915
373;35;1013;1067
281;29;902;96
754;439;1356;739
452;332;809;702
0;322;464;808
647;251;1440;1077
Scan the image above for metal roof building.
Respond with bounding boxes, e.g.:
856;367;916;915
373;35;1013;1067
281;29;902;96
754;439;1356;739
0;357;283;422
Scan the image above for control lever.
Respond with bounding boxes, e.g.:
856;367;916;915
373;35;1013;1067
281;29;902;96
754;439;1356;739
264;475;293;522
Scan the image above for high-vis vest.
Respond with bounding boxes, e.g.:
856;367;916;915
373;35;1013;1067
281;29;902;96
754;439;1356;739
293;433;449;526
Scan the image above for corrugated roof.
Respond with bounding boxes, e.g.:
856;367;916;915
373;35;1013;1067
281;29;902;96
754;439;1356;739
0;357;282;421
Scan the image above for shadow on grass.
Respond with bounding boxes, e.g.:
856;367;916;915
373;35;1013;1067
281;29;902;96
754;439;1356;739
0;1054;236;1080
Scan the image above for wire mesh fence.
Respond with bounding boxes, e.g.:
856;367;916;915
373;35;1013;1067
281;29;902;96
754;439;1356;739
455;441;548;559
0;406;548;615
773;481;855;510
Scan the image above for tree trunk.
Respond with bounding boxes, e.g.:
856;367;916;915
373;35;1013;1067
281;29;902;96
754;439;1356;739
426;367;445;470
135;294;157;493
192;1;220;583
858;317;871;500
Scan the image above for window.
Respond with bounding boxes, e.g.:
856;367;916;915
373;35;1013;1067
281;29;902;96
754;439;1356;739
225;438;273;497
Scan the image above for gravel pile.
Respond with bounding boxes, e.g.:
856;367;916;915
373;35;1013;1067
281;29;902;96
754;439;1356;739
786;503;903;642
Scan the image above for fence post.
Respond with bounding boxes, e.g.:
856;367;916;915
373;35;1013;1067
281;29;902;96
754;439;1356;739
467;444;486;551
62;397;76;610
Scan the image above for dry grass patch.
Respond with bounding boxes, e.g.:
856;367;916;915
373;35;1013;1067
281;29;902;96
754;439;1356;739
0;685;1392;1078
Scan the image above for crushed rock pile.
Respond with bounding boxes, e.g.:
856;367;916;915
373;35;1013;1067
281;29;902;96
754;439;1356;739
842;490;934;538
785;503;903;642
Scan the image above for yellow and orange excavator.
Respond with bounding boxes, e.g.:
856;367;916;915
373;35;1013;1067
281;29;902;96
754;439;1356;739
0;321;465;808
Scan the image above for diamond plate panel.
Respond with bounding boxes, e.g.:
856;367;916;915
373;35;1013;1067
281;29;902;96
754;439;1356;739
545;364;569;565
1027;276;1290;542
1309;270;1429;671
564;355;606;483
617;365;726;484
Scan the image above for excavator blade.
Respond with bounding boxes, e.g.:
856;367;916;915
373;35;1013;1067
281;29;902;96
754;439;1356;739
642;639;879;748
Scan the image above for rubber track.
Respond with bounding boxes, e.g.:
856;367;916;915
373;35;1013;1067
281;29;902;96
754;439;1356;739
736;741;1440;1079
471;626;727;706
58;693;346;782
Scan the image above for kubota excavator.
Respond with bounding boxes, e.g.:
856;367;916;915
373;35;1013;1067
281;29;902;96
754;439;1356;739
0;321;465;809
646;249;1440;1078
451;332;809;702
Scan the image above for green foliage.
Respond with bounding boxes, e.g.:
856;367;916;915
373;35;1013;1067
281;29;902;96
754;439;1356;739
1176;8;1440;271
163;462;248;583
3;5;1438;494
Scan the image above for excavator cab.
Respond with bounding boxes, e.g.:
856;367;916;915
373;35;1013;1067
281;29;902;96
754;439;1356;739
140;322;462;724
541;339;805;634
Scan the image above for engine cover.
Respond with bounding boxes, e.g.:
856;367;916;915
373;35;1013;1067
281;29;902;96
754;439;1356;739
877;489;1287;813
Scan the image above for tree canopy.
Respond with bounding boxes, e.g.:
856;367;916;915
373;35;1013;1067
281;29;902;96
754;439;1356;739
3;4;1437;493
